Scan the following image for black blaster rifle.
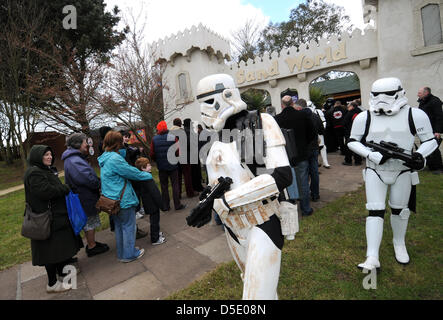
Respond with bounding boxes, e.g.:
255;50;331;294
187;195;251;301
364;140;424;170
186;177;233;228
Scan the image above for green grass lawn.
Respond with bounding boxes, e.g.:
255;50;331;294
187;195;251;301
167;171;443;300
0;160;26;190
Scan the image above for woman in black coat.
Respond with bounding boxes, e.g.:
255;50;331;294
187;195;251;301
24;145;82;293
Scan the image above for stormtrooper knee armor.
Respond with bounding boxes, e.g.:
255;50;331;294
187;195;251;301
348;77;438;270
195;74;297;299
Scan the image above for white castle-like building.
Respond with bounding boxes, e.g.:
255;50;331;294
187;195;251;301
151;0;443;125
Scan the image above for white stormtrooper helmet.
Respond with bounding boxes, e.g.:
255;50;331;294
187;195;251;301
369;77;408;115
196;74;247;131
307;100;316;112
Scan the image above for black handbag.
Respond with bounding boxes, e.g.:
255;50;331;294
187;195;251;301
21;202;52;241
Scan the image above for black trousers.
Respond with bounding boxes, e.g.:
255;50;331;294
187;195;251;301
343;136;362;164
427;146;443;170
334;126;346;153
44;259;71;286
148;210;160;243
159;169;181;210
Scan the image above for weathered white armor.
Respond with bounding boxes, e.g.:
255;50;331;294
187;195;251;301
348;77;438;270
196;74;297;300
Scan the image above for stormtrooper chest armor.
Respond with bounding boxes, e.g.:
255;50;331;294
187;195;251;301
366;106;415;171
205;111;289;241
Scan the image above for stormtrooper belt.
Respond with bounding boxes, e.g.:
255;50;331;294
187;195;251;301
221;197;280;231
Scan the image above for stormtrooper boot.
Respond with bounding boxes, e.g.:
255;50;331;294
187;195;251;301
390;209;410;264
358;216;384;271
320;146;330;168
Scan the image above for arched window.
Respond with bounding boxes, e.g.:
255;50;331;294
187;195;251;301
178;72;188;99
421;4;443;46
175;71;193;105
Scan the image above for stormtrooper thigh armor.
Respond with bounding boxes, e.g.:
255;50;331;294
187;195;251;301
348;78;437;270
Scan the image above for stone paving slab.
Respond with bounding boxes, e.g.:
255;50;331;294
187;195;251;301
194;232;233;264
21;272;91;300
78;248;146;296
0;266;18;300
142;243;217;292
93;270;168;300
173;223;225;249
19;261;46;284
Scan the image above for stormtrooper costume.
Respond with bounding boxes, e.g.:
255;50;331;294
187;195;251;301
195;74;298;300
308;101;330;168
348;78;438;270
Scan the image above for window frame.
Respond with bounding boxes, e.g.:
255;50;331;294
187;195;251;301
175;71;194;105
412;0;443;56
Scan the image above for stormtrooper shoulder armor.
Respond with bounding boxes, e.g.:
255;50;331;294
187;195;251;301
410;108;435;141
411;108;439;158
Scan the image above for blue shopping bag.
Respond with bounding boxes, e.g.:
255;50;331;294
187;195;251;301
65;191;88;235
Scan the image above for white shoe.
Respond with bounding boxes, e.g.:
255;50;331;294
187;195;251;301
391;212;410;264
152;234;166;246
119;248;145;263
136;212;144;220
46;280;71;293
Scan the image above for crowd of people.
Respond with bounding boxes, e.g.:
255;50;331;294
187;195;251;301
22;84;442;294
23;117;209;293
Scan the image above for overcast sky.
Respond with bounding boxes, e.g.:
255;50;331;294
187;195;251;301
104;0;365;45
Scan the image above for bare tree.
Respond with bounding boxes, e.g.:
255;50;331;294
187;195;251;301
231;19;263;63
99;10;166;151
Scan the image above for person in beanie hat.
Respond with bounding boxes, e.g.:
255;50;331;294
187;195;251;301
150;121;186;211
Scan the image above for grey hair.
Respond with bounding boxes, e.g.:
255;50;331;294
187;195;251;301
66;133;87;149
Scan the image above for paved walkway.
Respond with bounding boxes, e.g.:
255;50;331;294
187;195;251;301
0;171;65;197
0;153;364;300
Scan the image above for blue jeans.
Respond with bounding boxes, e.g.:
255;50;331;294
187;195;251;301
307;150;320;199
287;167;300;200
113;207;141;260
295;160;313;214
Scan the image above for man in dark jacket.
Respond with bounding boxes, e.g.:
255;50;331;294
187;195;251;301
326;101;347;154
342;101;363;166
299;100;324;202
180;118;196;197
62;133;109;257
418;87;443;173
275;96;316;216
150;121;186;211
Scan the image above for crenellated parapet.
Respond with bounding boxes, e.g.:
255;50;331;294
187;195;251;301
227;26;378;87
150;23;232;65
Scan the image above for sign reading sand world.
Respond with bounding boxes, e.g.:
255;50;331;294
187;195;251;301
236;42;347;85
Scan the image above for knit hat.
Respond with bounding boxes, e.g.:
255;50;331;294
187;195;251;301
157;120;168;133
